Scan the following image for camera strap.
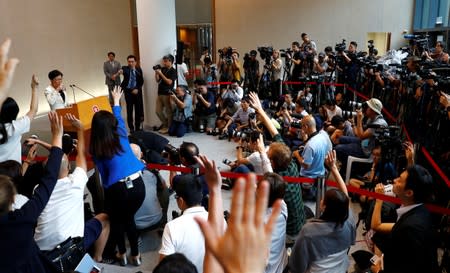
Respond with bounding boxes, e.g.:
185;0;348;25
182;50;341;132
304;130;320;144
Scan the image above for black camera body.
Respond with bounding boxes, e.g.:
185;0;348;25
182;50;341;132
153;64;162;71
162;144;181;165
257;46;274;65
218;47;233;65
335;39;347;52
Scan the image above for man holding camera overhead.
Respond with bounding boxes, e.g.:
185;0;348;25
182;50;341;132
155;54;177;134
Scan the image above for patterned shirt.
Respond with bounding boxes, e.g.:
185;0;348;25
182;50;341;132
273;134;305;236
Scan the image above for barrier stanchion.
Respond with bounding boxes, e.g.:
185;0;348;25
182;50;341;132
315;176;326;218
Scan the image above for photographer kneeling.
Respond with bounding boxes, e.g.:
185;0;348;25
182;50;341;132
168;86;192;138
193;79;217;134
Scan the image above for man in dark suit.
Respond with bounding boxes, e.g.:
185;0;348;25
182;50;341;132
120;55;144;132
103;51;121;104
371;164;438;273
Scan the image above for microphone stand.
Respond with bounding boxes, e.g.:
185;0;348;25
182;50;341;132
71;84;96;98
70;85;76;104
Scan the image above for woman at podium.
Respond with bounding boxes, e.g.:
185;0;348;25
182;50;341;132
45;69;67;110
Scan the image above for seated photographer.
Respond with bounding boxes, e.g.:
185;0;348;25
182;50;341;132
227;131;272;176
292;115;332;199
220;79;243;109
369;165;438;273
275;93;296;119
348;144;397;201
334;98;387;171
168;86;192;138
248;92;305;240
280;99;309;148
193;79;217;134
221;96;255;139
329;115;354;145
168;142;209;208
323;99;342;125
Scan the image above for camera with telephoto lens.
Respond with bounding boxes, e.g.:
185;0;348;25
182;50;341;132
280;48;293;59
348;100;363;109
162;144;181;165
153;64;162;71
248;112;256;120
342;110;357;119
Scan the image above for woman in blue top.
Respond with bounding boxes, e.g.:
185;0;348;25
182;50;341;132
90;86;145;266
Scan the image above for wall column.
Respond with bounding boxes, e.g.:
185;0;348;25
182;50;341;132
136;0;177;128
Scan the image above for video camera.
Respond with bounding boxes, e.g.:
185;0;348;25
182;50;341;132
257;46;274;65
335;39;347;53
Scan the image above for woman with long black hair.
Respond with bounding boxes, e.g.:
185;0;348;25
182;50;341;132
90;86;145;266
0;75;39;163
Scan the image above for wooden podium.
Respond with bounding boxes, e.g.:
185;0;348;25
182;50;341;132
56;96;111;132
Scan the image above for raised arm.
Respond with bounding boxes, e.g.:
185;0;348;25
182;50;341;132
0;39;19;106
325;150;348;197
370;183;395;233
65;113;86;171
195;174;281;273
19;111;63;220
196;154;225;273
248;92;278;137
111;86;127;135
26;74;39;119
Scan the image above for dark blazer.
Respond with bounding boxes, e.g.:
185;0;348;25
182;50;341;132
380;204;438;273
120;66;144;91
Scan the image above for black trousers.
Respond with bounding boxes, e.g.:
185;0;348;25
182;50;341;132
124;88;144;132
104;177;145;256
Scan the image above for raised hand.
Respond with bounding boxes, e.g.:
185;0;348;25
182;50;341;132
195;174;282;273
31;74;39;89
65;113;83;130
111;85;123;106
0;39;19;105
248;92;263;112
48;111;63;148
195;154;221;192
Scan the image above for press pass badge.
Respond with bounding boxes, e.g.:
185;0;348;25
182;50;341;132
125;178;134;189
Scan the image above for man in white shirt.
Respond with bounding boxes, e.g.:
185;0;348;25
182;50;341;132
176;61;189;89
34;115;109;262
159;174;209;273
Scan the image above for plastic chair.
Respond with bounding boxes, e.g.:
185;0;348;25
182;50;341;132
345;155;373;184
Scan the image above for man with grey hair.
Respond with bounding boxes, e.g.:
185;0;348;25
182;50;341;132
130;143;164;230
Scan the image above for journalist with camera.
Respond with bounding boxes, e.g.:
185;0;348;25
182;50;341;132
155;54;177;134
335;98;388;171
336;41;359;91
193;79;217;134
168;86;192;138
221;96;256;140
221;79;243;111
291;41;304;94
243;50;260;92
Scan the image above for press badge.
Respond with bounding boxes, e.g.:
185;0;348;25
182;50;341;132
125;179;134;189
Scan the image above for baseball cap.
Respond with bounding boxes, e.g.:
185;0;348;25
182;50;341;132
366;98;383;115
